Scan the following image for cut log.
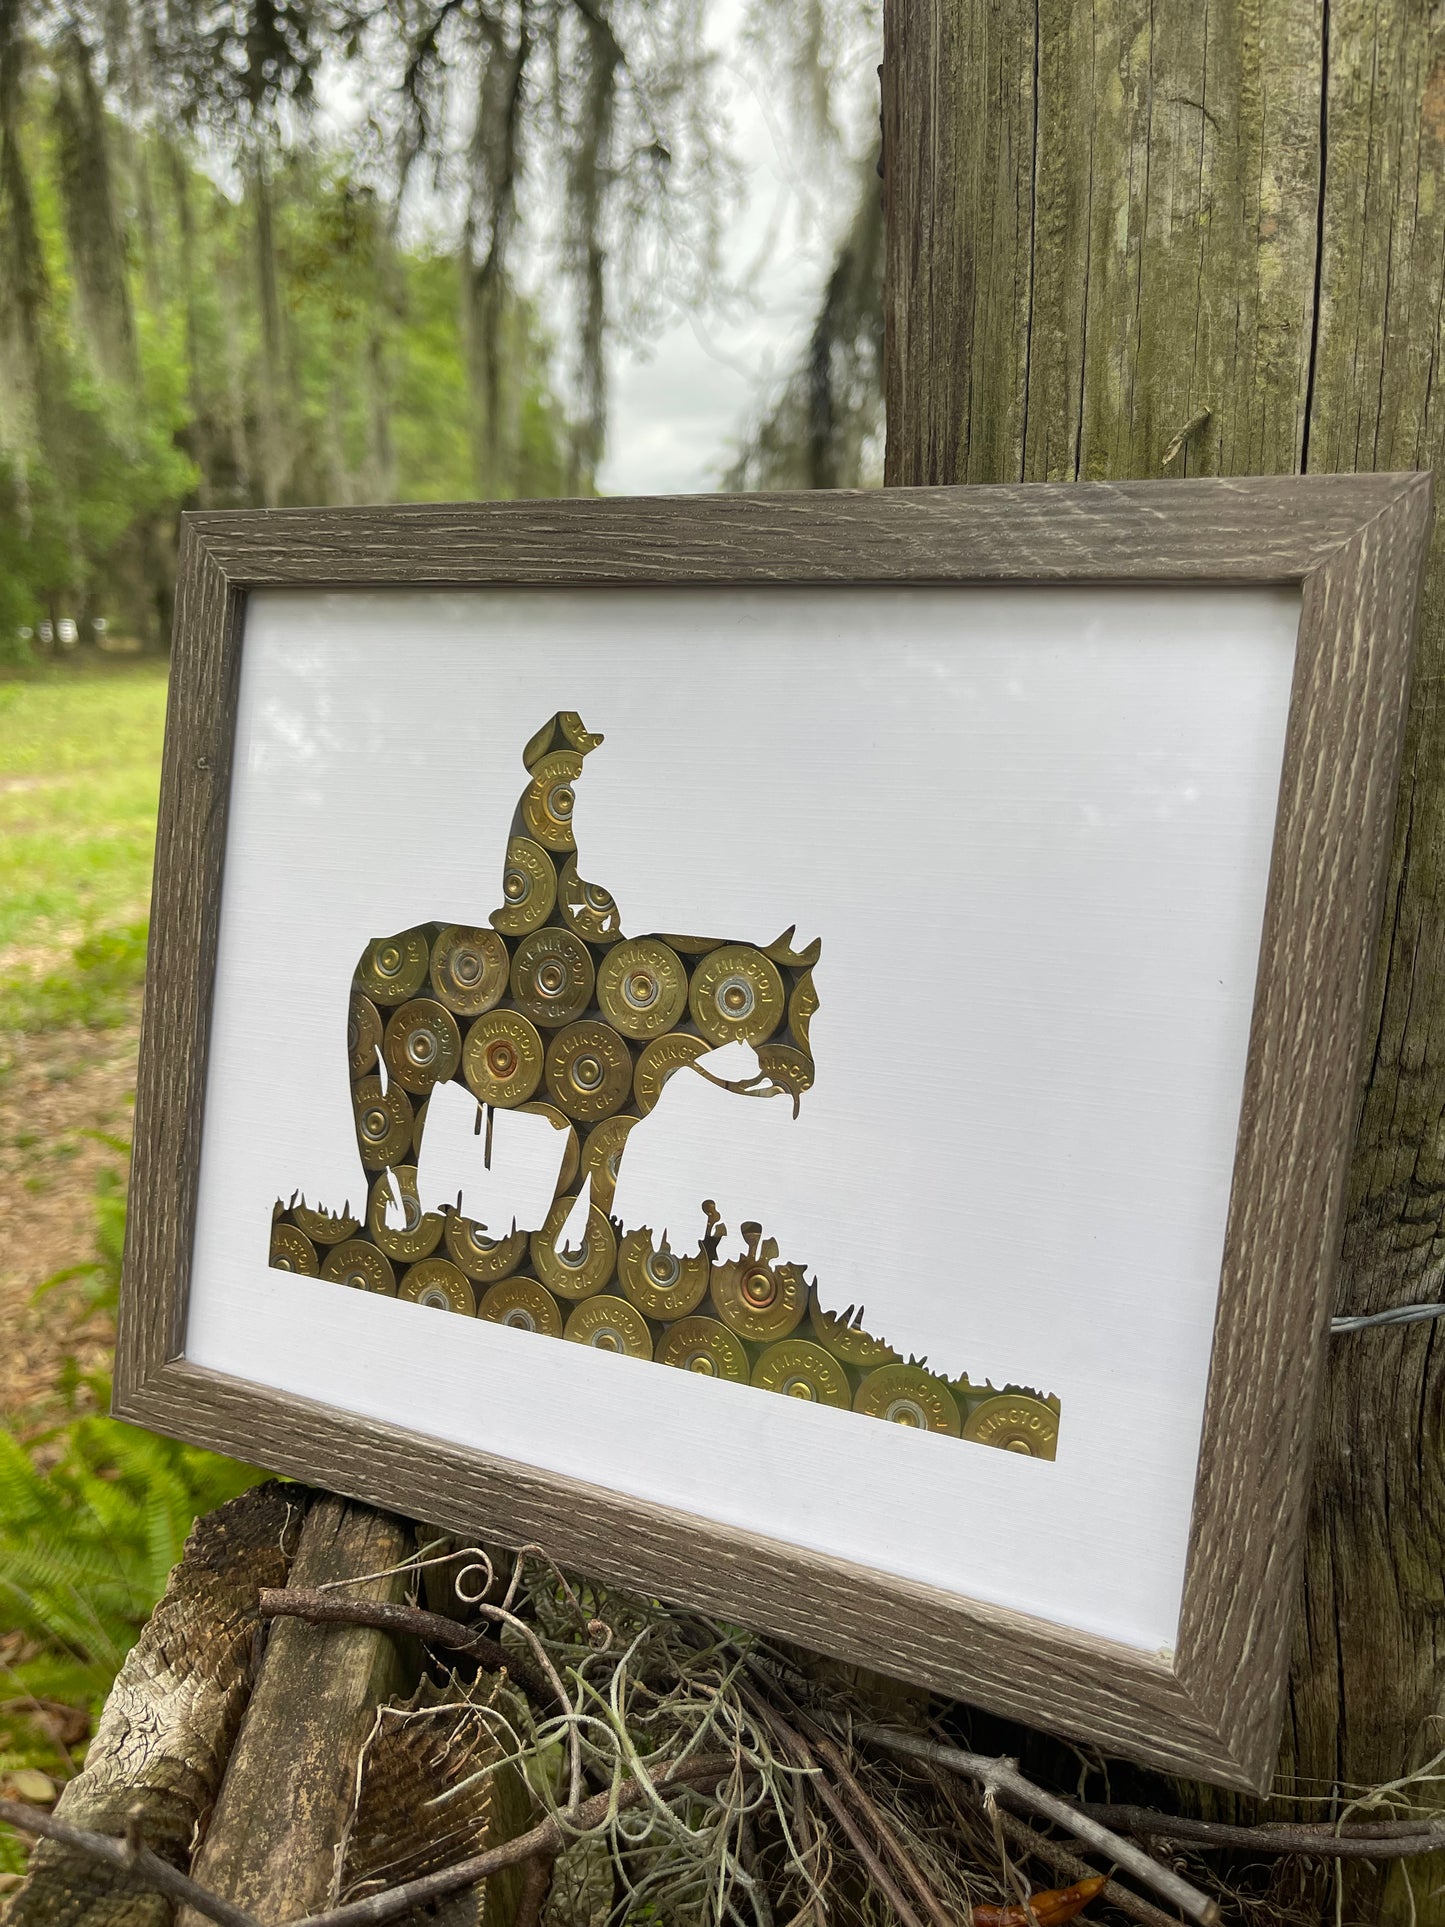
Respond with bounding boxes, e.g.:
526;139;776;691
3;1481;297;1927
178;1495;415;1924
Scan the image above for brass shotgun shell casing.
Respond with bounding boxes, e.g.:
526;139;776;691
556;710;604;754
478;1276;563;1337
558;856;622;945
807;1288;900;1367
322;1239;397;1296
399;1257;476;1316
444;1214;528;1282
269;1224;319;1275
492;836;557;936
655;932;726;956
530;1194;618;1299
688;945;785;1048
633;1033;710;1114
522;716;559;768
617;1230;709;1320
510;927;595;1027
462;1010;545;1108
518;1101;581;1195
348;992;383;1077
291;1202;361;1246
751;1338;851;1408
521;750;584;851
596;937;688;1039
755;1043;815;1100
430;925;509;1016
383;998;462;1095
357;928;431;1004
656;1316;749;1383
579;1113;640;1214
367;1165;443;1262
960;1393;1059;1460
544;1021;632;1122
563;1294;653;1360
788;970;819;1051
854;1364;962;1436
352;1074;415;1171
710;1251;808;1343
763;928;822;969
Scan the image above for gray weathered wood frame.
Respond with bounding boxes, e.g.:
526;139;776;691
115;474;1432;1792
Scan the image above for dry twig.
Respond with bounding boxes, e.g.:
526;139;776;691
257;1588;550;1700
0;1796;262;1927
991;1807;1185;1927
737;1682;934;1927
856;1724;1220;1926
1075;1803;1445;1859
0;1752;748;1927
800;1719;958;1927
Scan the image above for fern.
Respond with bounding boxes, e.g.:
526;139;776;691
0;1169;263;1874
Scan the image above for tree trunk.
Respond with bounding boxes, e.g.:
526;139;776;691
883;3;1445;1920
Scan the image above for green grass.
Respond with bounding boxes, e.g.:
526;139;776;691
0;662;266;1878
0;663;167;1032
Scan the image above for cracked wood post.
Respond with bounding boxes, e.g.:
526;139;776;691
3;1482;296;1927
883;2;1445;1920
177;1495;416;1925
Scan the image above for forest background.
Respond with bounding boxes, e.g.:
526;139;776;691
0;0;884;656
0;0;882;1880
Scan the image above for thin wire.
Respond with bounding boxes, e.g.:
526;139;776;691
1331;1303;1445;1334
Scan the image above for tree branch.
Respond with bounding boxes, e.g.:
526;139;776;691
991;1806;1184;1927
736;1684;931;1927
1074;1803;1445;1859
296;1750;748;1927
256;1587;551;1700
0;1797;262;1927
1;1753;748;1927
854;1726;1220;1926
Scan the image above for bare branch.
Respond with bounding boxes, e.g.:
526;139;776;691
990;1807;1191;1927
0;1797;262;1927
2;1756;750;1927
256;1586;550;1700
854;1725;1220;1927
736;1686;930;1927
296;1750;749;1927
1074;1803;1445;1860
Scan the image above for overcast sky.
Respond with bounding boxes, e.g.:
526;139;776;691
315;4;880;499
596;6;878;497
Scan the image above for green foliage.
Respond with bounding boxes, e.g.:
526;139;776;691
0;1392;260;1704
0;918;147;1033
0;1167;262;1871
33;1153;127;1320
0;82;581;657
0;667;168;989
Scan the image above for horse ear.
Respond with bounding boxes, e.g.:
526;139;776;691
768;927;821;969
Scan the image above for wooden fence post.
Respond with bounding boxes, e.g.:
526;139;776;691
177;1495;415;1924
883;3;1445;1918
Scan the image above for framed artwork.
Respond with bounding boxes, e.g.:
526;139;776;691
116;475;1431;1790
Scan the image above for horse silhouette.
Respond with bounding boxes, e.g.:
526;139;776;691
267;711;1060;1459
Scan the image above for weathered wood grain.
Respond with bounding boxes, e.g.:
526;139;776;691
113;475;1428;1797
884;0;1445;1913
177;1497;414;1924
4;1483;295;1926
